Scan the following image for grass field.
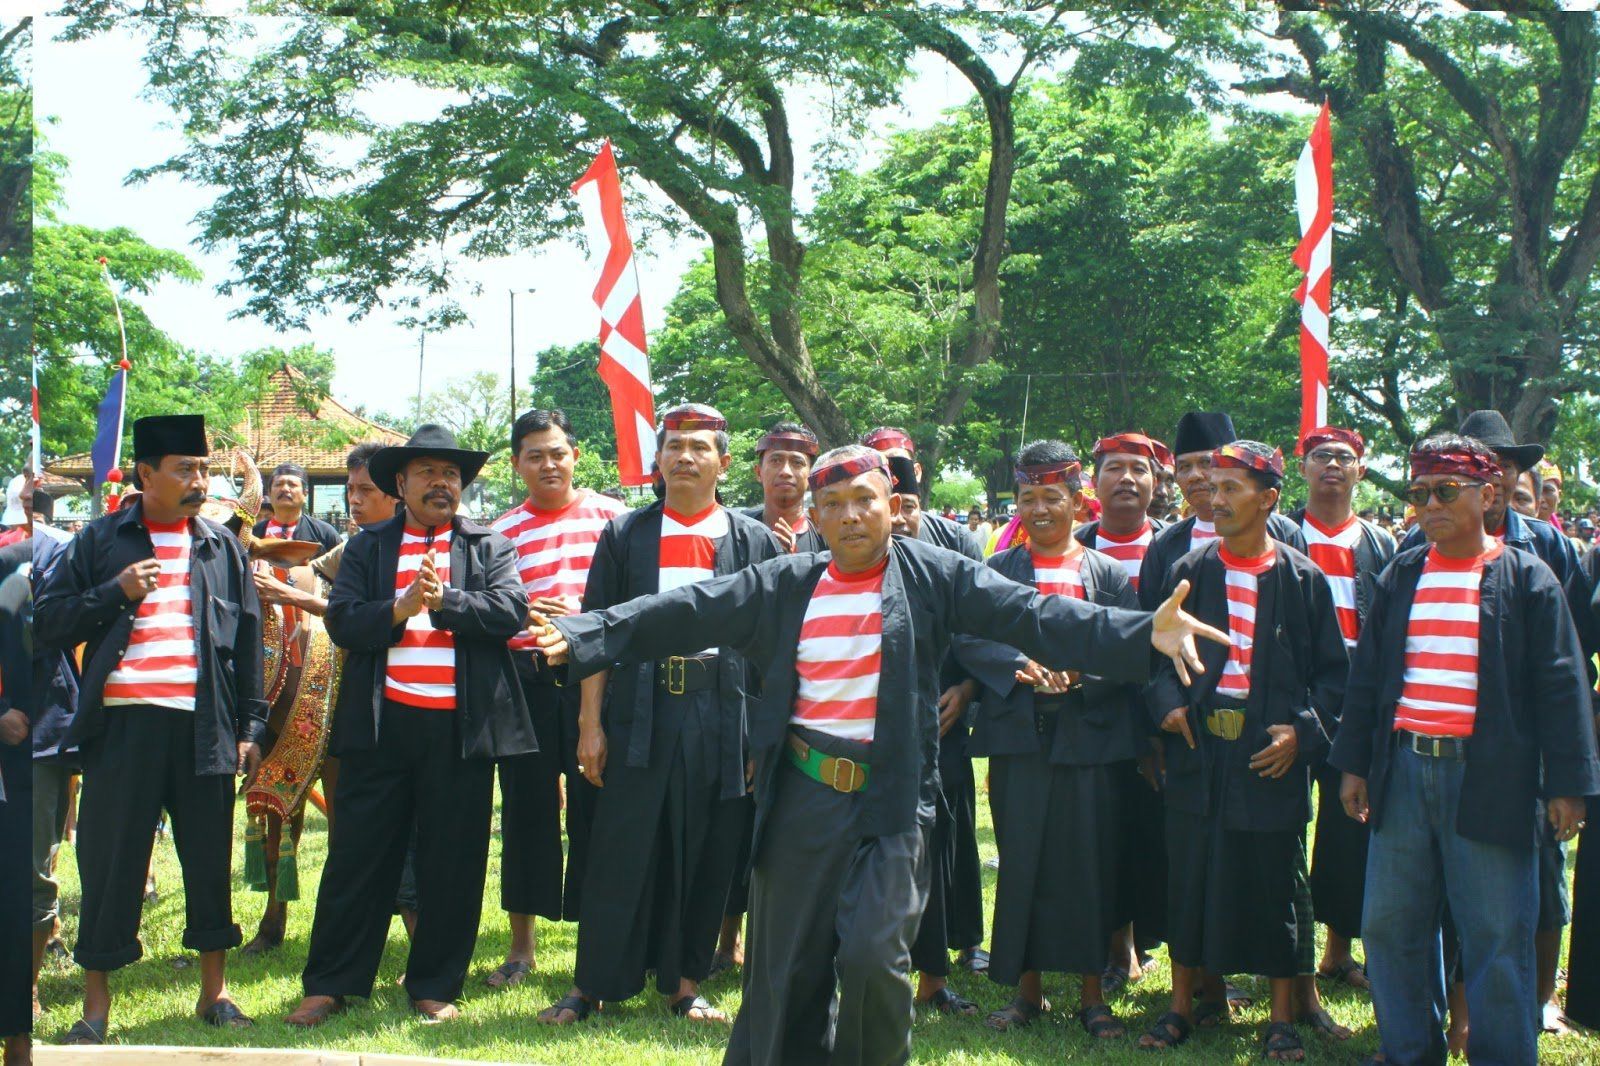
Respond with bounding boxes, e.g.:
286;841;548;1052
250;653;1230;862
33;762;1600;1064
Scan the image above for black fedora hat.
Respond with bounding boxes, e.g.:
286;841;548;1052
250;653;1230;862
367;424;490;499
1457;410;1543;471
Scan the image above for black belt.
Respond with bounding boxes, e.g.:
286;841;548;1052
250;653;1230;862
655;654;719;695
1399;730;1468;761
525;655;566;688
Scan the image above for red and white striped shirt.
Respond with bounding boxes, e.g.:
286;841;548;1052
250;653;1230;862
1393;544;1502;738
105;519;199;711
1302;513;1362;647
263;517;294;541
385;525;456;710
1189;518;1218;553
661;504;730;656
791;558;886;742
1214;545;1276;701
1031;548;1086;599
492;491;627;650
1094;521;1153;590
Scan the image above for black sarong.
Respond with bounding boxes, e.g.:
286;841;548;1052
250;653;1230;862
1567;824;1600;1028
1166;808;1301;978
988;745;1119;984
574;686;747;1000
1310;762;1367;940
1114;757;1167;943
498;673;566;920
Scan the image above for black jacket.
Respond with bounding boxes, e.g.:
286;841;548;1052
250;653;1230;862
1286;508;1397;631
1138;511;1306;611
957;546;1141;765
738;505;826;555
553;536;1155;852
584;502;780;799
325;511;533;760
29;531;80;763
34;499;268;777
0;539;31;803
1074;517;1168;549
1147;540;1348;832
253;512;343;554
1330;544;1600;850
922;512;982;559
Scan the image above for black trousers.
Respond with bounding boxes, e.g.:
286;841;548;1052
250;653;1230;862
1113;757;1168;944
908;751;981;977
498;674;566;920
1310;762;1368;941
302;701;494;1003
74;705;240;971
1566;823;1600;1028
574;687;746;1000
725;753;931;1066
0;744;32;1038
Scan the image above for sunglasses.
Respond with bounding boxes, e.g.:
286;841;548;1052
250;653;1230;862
1404;480;1484;507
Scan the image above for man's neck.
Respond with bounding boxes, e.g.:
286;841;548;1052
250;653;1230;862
665;489;717;517
404;506;450;531
834;542;891;574
528;483;580;512
762;498;805;529
1305;490;1355;528
1434;531;1495;559
1098;508;1147;538
1222;525;1270;558
1029;532;1078;558
141;500;187;526
1188;499;1214;523
271;505;303;527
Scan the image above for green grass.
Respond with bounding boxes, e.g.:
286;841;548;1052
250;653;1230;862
35;762;1600;1063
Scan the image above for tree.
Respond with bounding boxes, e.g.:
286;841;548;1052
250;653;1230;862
0;17;32;472
1239;4;1600;446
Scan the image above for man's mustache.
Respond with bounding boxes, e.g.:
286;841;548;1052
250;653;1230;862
181;491;206;505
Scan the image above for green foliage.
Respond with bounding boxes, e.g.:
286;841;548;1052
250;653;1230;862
929;471;984;513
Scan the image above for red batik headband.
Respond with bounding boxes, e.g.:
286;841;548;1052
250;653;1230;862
1410;449;1502;483
1212;443;1285;479
1298;425;1365;458
660;403;727;432
862;427;915;454
756;431;819;457
1015;461;1083;489
809;450;890;492
1092;433;1164;466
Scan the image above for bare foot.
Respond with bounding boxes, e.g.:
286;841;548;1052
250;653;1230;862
283;995;344;1028
412;998;459;1023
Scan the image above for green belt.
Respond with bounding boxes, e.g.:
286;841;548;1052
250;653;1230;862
786;733;870;793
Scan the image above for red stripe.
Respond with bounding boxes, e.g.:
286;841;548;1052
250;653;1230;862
659;534;716;570
396;630;454;649
797;653;882;681
387;664;458;684
799;613;883;640
792;697;878;721
1407;619;1479;640
1307;544;1355;577
103;681;195;700
1404;650;1477;672
1414;586;1479;605
1399;682;1477;706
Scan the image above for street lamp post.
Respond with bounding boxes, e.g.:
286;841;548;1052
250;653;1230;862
509;287;535;419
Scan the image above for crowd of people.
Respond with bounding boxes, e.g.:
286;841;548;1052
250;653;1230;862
2;400;1599;1066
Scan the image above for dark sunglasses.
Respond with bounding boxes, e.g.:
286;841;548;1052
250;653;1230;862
1404;481;1483;507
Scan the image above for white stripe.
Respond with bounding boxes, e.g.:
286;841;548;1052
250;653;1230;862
802;590;885;618
794;674;880;703
600;268;639;323
1407;601;1478;624
105;695;195;711
1401;666;1479;691
119;639;196;660
797;634;882;661
601;315;653;390
659;566;715;593
1403;634;1477;657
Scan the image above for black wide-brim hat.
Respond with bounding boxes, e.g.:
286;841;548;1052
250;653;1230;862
367;423;490;499
1457;410;1543;471
1173;411;1237;457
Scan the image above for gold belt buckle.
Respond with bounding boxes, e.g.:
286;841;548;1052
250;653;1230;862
1206;709;1245;741
666;656;686;695
829;756;860;793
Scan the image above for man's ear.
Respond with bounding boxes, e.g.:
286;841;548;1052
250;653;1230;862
719;452;732;473
888;492;904;518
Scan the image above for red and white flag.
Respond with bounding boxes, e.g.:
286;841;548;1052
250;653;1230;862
1293;100;1333;443
572;140;656;487
30;351;41;474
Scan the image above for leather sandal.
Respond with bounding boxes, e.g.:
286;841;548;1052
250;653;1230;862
60;1018;107;1045
199;1000;254;1028
538;992;596;1025
986;995;1046;1031
670;993;728;1023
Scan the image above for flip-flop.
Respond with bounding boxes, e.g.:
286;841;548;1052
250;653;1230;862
924;986;979;1015
200;1000;254;1028
1298;1007;1352;1040
1193;997;1229;1028
1262;1020;1306;1061
985;995;1047;1031
1226;980;1255;1007
60;1018;107;1045
1102;965;1133;997
1078;1003;1126;1039
1316;958;1371;990
537;992;595;1025
670;993;728;1023
707;950;741;979
485;959;532;989
1139;1010;1193;1050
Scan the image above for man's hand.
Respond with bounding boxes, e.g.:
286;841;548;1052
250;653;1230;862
253;569;299;607
1248;723;1299;779
1550;796;1587;843
1137;744;1165;791
0;708;29;747
1340;772;1370;824
1013;661;1077;692
530;595;578;620
577;725;608;788
530;614;570;666
237;741;262;782
937;681;976;738
1159;707;1195;749
419;551;445;611
394;576;427;624
117;558;163;601
1151;580;1231;686
772;516;797;554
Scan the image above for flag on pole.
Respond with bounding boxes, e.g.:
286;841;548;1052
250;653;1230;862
572;140;657;487
1293;99;1333;445
29;353;41;474
91;365;127;488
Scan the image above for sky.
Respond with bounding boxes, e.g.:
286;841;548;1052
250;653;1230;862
32;13;987;419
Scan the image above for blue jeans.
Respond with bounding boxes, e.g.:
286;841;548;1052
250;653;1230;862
1363;744;1538;1066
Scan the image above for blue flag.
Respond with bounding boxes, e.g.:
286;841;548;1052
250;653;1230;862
91;368;127;486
